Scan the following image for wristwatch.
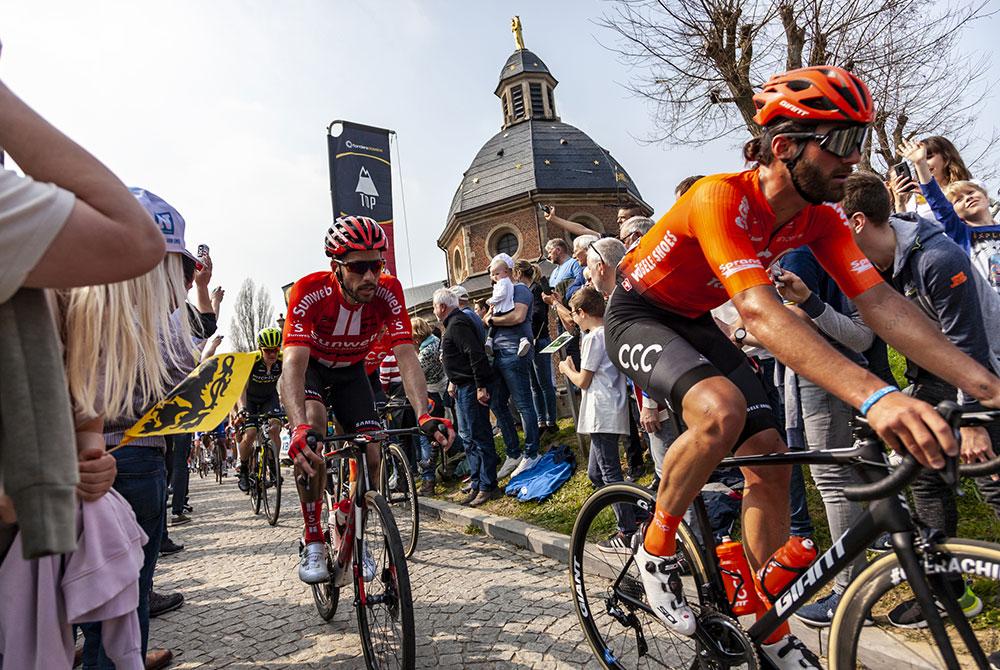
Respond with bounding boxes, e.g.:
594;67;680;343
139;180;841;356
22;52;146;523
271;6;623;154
733;327;748;346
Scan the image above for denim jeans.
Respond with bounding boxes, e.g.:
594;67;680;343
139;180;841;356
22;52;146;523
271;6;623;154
588;433;636;535
490;343;539;460
456;383;498;491
799;377;865;592
81;446;166;669
529;338;558;426
170;432;192;515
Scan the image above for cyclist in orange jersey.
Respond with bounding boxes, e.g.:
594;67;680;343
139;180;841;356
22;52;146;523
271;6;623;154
607;65;1000;668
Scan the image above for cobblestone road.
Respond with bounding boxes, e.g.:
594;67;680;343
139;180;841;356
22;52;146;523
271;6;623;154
150;473;602;668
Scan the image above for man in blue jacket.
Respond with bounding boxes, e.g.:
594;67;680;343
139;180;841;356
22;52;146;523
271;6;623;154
845;171;1000;628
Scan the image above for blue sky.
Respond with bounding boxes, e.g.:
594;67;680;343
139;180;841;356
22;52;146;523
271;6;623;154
4;1;997;343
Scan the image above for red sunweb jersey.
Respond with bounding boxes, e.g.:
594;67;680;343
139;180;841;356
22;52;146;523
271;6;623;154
283;271;413;367
618;170;882;317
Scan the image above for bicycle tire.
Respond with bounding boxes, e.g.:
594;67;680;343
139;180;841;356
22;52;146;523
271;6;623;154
265;438;282;526
380;442;419;558
570;482;727;670
215;442;225;484
250;447;262;515
829;538;1000;670
356;491;415;670
311;530;341;622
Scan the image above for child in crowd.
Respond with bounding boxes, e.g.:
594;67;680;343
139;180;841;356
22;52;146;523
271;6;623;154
483;253;532;357
558;286;635;553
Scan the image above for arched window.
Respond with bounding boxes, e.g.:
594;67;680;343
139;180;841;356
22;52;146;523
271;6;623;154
452;247;464;280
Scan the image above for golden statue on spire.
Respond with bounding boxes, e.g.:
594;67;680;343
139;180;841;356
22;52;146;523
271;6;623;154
511;15;525;50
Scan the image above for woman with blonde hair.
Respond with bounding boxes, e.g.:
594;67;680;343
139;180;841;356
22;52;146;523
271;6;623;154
78;189;214;670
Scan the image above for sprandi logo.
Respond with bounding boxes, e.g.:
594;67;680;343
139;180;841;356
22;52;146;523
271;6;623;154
851;258;874;274
718;258;763;278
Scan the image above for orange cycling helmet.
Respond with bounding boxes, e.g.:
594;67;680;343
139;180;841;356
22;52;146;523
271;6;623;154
324;215;388;258
753;65;874;127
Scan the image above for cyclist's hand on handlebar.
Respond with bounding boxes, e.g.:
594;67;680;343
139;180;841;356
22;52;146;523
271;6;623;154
960;426;999;480
288;424;323;477
419;414;455;449
866;393;957;470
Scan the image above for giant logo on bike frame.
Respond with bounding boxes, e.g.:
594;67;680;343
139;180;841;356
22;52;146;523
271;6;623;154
119;352;257;446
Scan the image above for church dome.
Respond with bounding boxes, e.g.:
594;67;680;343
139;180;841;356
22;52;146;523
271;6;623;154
447;119;646;221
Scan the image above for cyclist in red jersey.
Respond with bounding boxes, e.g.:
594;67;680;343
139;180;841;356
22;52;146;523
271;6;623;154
280;215;454;584
607;66;1000;668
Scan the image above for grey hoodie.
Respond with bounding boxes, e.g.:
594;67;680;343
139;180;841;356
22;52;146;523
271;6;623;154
888;212;1000;395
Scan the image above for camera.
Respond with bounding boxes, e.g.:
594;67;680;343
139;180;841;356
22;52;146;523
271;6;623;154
892;161;913;183
537;203;551;214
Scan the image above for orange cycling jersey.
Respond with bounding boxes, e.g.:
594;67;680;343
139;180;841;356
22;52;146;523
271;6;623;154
283;271;412;367
618;170;882;317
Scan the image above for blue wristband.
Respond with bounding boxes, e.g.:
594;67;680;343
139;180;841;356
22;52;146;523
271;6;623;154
861;385;898;416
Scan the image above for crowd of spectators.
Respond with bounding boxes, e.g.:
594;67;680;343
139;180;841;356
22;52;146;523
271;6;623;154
0;76;233;668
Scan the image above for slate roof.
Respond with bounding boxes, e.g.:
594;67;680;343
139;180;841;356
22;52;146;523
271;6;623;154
498;49;553;85
404;260;559;313
402;279;448;310
446;120;647;221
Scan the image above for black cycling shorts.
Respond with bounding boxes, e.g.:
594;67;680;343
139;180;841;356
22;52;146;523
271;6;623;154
245;393;282;428
604;284;779;447
304;359;381;434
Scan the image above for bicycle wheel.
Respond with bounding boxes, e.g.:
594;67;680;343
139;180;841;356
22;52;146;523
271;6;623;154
356;491;415;670
380;442;419;558
830;538;1000;670
249;447;262;515
264;438;282;526
311;517;341;622
570;483;751;669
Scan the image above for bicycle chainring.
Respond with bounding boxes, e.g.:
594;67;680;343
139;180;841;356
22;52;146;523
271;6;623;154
695;612;759;670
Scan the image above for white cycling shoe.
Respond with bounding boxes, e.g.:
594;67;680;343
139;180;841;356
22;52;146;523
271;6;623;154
299;541;330;584
632;534;697;636
760;634;823;669
362;542;377;583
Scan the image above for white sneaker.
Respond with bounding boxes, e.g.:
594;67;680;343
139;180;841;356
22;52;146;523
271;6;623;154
362;542;377;583
760;634;822;669
631;534;696;636
497;455;522;479
299;542;330;584
509;454;541;479
517;337;531;357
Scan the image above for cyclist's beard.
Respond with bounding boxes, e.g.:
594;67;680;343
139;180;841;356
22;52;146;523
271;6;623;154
338;270;377;304
788;158;843;205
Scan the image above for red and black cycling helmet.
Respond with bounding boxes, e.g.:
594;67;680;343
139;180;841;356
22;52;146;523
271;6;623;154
753;65;874;127
324;215;388;258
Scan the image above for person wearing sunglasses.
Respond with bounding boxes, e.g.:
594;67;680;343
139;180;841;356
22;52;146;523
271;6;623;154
280;215;455;584
606;65;1000;669
235;327;284;493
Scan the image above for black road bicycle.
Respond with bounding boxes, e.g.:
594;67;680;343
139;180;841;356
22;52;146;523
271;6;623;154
570;402;1000;669
376;399;422;558
304;429;416;670
247;411;284;526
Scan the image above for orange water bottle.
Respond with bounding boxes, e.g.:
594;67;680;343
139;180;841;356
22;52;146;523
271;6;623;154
756;536;817;603
716;538;763;615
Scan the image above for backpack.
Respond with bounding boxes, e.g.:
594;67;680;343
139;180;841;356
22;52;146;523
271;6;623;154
504;445;576;502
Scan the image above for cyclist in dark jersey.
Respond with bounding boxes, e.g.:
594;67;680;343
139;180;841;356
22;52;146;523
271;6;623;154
235;327;284;493
606;66;1000;668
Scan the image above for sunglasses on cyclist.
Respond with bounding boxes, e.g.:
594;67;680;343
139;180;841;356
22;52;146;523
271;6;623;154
782;124;870;158
261;347;279;354
334;259;385;275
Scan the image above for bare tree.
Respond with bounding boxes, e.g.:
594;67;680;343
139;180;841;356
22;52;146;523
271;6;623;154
230;278;275;352
600;0;996;175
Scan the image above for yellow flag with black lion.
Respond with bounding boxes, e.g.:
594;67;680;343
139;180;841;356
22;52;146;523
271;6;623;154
119;352;258;446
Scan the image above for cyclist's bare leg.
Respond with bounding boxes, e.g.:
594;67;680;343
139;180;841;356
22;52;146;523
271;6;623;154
734;428;790;570
266;419;282;457
239;427;256;465
296;400;328;504
654;377;746;518
366;441;381;490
